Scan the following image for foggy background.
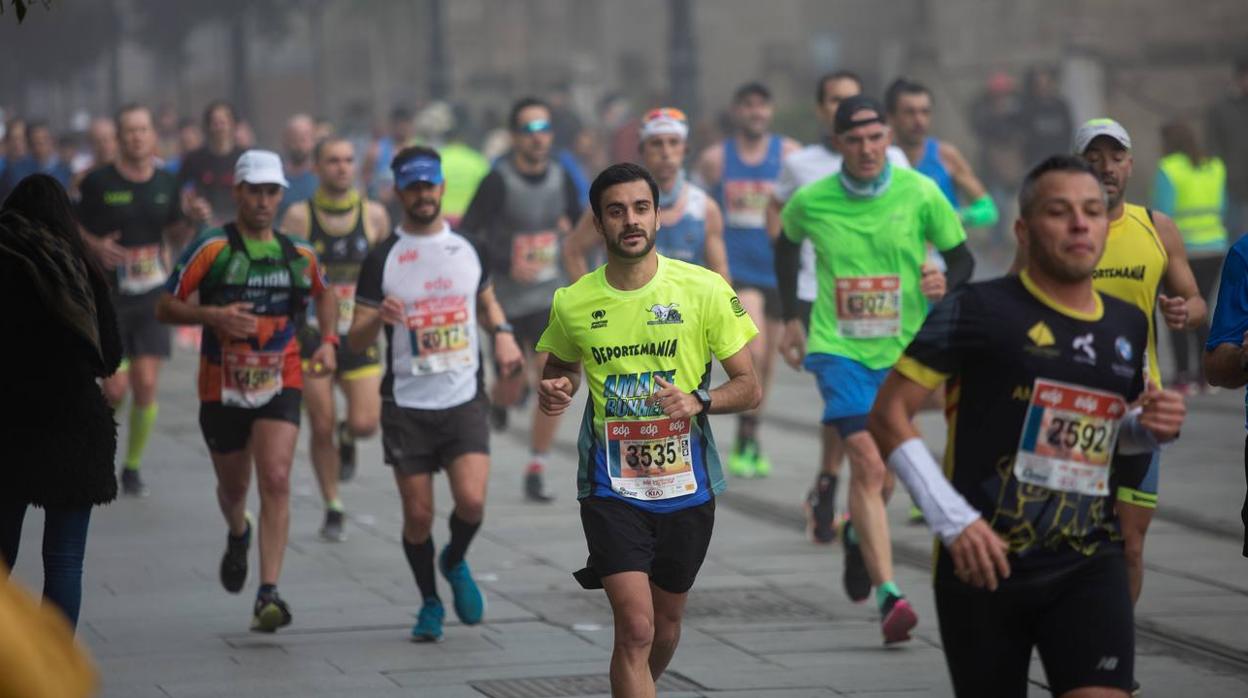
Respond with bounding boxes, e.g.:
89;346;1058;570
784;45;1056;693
1;0;1245;207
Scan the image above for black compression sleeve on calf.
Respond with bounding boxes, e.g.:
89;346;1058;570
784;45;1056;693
940;243;975;290
774;233;802;322
444;512;482;569
403;536;440;602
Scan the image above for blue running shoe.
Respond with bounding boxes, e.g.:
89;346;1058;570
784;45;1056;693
439;546;485;625
411;598;444;642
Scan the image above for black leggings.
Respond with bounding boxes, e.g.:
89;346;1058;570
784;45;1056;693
1242;434;1248;558
1169;254;1222;383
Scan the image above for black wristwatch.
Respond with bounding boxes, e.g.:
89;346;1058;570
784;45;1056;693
494;321;514;336
693;388;712;415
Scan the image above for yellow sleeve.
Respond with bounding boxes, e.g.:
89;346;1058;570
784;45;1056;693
895;355;949;390
534;291;580;362
705;274;760;361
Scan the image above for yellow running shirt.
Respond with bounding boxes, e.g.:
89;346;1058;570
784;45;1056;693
1091;203;1168;386
537;256;758;513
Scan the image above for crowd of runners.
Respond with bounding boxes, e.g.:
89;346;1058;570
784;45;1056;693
3;54;1248;698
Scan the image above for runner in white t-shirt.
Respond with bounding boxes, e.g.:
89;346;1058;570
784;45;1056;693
767;71;912;545
348;146;523;643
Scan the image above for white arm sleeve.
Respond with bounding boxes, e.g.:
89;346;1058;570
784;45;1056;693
1117;406;1164;455
886;438;982;546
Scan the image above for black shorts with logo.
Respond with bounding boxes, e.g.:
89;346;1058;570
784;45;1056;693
380;394;490;475
575;495;715;595
935;551;1133;697
297;325;382;378
198;389;303;454
116;292;171;359
511;308;550;356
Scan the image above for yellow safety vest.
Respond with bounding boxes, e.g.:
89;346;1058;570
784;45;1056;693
1159;153;1227;249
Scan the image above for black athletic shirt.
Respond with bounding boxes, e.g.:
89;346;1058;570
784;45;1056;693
895;272;1148;586
78;164;181;303
458;165;583;243
176;146;244;226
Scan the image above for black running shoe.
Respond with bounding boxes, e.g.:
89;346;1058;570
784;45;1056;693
337;421;357;482
841;521;872;603
1131;679;1141;696
320;509;347;542
119;468;149;497
524;466;554;503
805;474;839;544
220;514;251;594
251;590;292;633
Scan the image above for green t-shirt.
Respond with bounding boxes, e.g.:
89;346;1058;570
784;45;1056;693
536;257;758;512
781;166;966;369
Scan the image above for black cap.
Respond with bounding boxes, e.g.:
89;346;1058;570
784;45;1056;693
733;81;771;103
834;95;886;134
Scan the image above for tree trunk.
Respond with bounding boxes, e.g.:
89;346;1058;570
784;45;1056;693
228;7;250;119
668;0;698;117
428;0;449;100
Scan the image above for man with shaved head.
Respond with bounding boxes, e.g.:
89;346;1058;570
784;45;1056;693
278;113;318;222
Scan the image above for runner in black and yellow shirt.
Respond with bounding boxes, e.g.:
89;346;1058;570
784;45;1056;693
869;156;1186;697
282;135;390;542
157;150;337;634
537;163;761;697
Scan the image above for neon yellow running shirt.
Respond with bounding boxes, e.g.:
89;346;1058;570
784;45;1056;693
537;256;758;512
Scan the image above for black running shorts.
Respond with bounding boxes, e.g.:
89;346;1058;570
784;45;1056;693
198;389;303;454
380;395;490;475
935;551;1134;697
297;325;382;380
117;293;171;359
576;495;715;594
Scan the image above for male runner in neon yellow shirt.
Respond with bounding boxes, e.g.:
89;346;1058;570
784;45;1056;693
537;163;761;696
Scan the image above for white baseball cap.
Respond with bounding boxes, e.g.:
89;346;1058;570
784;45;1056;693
234;149;290;188
1073;118;1131;154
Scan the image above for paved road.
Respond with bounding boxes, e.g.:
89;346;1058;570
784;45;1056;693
10;343;1248;697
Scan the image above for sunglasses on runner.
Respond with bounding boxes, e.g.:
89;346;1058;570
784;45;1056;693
643;107;688;123
516;118;553;135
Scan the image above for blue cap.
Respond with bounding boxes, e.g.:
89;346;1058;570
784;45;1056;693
392;154;444;188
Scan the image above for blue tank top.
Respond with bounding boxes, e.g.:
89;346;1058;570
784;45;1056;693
657;184;709;266
915;137;958;207
717;135;782;288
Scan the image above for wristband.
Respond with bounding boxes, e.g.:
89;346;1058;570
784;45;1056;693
958;194;1000;229
494;322;514;335
322;334;341;347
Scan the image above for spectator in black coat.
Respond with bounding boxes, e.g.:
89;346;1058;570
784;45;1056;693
0;173;122;629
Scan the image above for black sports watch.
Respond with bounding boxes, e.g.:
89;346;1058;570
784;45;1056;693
494;322;514;336
693;388;712;415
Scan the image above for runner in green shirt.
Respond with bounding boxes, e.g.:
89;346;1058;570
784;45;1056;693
776;95;975;644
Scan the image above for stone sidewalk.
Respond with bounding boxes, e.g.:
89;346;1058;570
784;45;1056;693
9;349;1248;697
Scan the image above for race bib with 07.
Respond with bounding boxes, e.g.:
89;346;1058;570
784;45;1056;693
835;275;901;338
1014;378;1126;496
407;307;473;376
604;417;697;501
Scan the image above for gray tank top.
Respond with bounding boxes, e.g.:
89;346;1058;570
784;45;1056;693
491;158;570;317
